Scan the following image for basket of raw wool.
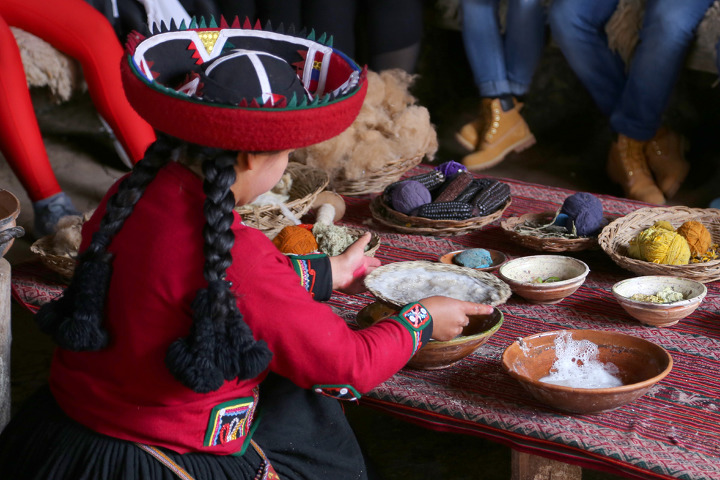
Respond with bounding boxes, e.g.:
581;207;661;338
291;69;438;195
598;206;720;283
235;162;329;238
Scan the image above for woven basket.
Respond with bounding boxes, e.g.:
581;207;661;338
598;206;720;283
236;162;329;238
329;154;424;196
369;195;510;237
30;235;76;279
364;260;511;307
501;211;609;253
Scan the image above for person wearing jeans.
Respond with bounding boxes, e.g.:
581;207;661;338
549;0;714;204
457;0;547;171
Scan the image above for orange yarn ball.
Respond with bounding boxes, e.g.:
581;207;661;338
272;225;318;254
677;220;712;257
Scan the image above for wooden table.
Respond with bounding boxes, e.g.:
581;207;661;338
11;168;720;479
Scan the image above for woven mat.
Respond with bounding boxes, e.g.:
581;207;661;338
12;166;720;479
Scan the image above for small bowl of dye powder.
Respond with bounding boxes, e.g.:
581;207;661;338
612;276;707;327
501;329;673;414
439;248;508;272
498;255;589;304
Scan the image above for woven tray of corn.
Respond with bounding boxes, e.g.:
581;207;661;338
369;168;511;236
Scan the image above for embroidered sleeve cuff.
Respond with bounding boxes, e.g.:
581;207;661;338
288;253;332;301
313;384;361;401
389;302;433;357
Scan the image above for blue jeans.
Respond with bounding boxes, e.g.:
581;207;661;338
461;0;547;98
549;0;713;140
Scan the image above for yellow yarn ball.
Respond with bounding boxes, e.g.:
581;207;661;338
272;225;318;255
653;220;675;232
628;226;691;265
676;220;712;257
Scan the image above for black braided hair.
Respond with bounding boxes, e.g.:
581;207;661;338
165;150;273;393
35;135;177;350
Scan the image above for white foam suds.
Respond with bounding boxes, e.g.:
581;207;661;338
539;332;623;389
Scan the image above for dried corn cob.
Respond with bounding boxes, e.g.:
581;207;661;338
413;201;474;220
382;170;445;203
471;180;511;216
454;178;493;204
433;171;474;203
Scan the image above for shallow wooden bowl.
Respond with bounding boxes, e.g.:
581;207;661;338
612;276;707;327
357;301;504;370
498;255;589;304
502;329;673;414
439;248;508;272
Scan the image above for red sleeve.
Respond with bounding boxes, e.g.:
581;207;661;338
228;226;428;394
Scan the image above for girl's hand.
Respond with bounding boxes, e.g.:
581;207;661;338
419;296;494;341
329;233;382;294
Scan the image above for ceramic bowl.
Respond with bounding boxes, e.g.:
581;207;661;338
498;255;589;304
0;190;21;257
439;248;508;272
612;276;707;327
357;301;504;370
501;329;673;414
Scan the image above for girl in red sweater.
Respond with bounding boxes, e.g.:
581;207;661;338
0;20;491;479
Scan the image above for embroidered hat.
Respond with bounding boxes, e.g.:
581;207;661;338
121;17;368;151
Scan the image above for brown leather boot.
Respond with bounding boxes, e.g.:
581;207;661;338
644;127;689;199
455;98;492;151
461;98;536;171
607;134;665;204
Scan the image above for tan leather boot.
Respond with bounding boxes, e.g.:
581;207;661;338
644;127;689;199
607;134;665;204
462;98;536;171
455;98;492;151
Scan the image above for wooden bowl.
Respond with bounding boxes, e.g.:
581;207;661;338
439;248;508;272
357;301;504;370
501;329;673;414
611;276;707;327
498;255;589;304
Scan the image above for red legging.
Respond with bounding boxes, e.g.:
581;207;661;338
0;0;156;202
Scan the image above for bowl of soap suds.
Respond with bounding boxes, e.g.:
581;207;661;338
501;329;673;414
612;276;706;327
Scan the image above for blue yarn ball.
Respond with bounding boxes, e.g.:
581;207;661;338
391;180;432;214
454;248;493;268
435;160;466;178
560;192;604;236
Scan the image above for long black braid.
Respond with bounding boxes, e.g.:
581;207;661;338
165;149;272;393
36;134;272;393
35;135;176;350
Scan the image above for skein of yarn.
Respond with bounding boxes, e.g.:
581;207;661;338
560;192;605;237
272;225;318;255
391;180;432;214
676;220;712;257
628;226;691;265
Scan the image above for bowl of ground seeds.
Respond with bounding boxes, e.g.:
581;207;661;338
612;276;707;327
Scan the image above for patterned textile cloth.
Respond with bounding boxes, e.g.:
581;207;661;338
13;166;720;479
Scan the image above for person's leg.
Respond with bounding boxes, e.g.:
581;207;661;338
302;0;357;57
610;0;714;140
6;0;156;166
364;0;424;73
504;0;546;97
459;0;536;170
548;0;624;118
0;12;79;236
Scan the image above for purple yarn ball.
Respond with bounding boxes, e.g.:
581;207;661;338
435;160;467;178
391;180;431;214
560;192;604;236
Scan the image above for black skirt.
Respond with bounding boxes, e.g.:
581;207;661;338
0;374;371;480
